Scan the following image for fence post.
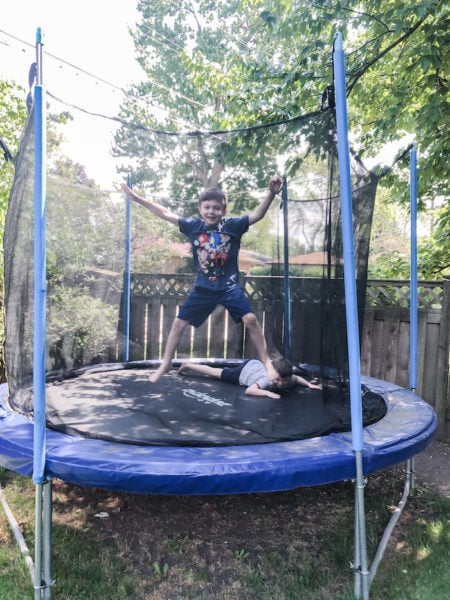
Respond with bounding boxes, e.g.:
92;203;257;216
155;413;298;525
434;277;450;440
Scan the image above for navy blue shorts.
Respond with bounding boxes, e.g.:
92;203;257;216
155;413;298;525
220;360;250;385
177;285;253;328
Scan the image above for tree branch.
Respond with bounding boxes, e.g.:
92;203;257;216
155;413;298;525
0;136;14;162
309;2;391;31
347;15;430;94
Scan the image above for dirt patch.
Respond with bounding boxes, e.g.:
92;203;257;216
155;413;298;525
47;465;412;599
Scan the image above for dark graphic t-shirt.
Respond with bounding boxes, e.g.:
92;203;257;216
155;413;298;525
179;216;249;291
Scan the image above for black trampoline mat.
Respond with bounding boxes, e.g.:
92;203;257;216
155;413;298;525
43;367;387;446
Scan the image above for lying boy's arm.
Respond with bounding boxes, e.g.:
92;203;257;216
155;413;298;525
248;177;282;225
293;375;322;390
121;183;179;225
245;383;281;399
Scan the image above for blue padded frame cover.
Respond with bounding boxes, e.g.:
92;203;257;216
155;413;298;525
0;378;437;495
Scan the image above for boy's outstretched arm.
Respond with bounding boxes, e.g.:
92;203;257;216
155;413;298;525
121;183;179;225
248;177;282;226
245;383;281;399
293;375;322;390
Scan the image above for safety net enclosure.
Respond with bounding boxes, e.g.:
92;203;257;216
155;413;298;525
0;66;437;493
1;90;391;446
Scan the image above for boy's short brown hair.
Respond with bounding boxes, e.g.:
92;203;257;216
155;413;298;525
272;358;293;378
198;187;227;207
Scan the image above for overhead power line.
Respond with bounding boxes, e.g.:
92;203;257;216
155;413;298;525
0;28;207;112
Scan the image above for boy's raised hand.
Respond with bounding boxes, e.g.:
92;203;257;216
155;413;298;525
269;177;283;195
120;182;134;197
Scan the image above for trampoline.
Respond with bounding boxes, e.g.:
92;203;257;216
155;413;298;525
0;367;437;494
0;31;439;599
0;32;438;497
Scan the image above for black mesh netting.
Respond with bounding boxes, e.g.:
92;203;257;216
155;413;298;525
3;96;385;445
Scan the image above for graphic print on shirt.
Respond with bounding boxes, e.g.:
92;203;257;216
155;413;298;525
194;231;231;281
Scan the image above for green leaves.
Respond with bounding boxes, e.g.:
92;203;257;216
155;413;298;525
114;0;448;278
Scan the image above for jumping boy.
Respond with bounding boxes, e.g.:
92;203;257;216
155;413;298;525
121;178;282;382
178;357;322;399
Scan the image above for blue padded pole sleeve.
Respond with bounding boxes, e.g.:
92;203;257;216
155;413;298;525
333;33;364;452
122;175;132;362
409;145;418;390
282;176;292;359
33;27;47;484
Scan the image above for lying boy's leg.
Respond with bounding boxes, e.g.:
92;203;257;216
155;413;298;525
241;312;279;380
149;317;189;383
219;286;279;381
178;362;223;379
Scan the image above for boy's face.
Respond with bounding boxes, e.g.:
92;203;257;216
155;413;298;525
273;375;292;389
198;199;226;227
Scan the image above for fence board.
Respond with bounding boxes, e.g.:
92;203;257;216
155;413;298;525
129;299;146;361
422;315;441;403
397;318;411;389
435;280;450;439
243;298;265;359
360;309;374;376
146;297;163;360
416;311;428;394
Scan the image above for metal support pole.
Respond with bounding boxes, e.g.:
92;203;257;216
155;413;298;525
43;479;53;599
0;484;35;583
34;484;43;599
33;479;53;599
369;459;413;583
333;32;369;600
353;452;369;599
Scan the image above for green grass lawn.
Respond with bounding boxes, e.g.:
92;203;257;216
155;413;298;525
1;468;449;600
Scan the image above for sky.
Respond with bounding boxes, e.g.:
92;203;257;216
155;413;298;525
0;0;144;187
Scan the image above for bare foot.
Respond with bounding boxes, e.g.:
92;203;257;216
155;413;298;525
177;362;189;375
149;362;172;383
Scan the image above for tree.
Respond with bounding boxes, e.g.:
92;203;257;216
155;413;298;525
113;0;320;207
113;0;448;218
116;2;447;176
0;80;28;380
0;80;28;253
367;187;410;278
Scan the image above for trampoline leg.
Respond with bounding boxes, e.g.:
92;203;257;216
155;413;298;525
353;451;369;600
34;483;43;600
369;459;414;586
408;457;415;490
0;483;35;582
43;479;53;599
353;491;361;598
34;479;53;599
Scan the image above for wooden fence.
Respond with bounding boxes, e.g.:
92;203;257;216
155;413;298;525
124;275;449;441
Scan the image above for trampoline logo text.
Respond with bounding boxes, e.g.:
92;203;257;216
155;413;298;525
183;388;231;407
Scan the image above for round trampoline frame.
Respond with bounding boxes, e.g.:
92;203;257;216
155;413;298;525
0;375;437;495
